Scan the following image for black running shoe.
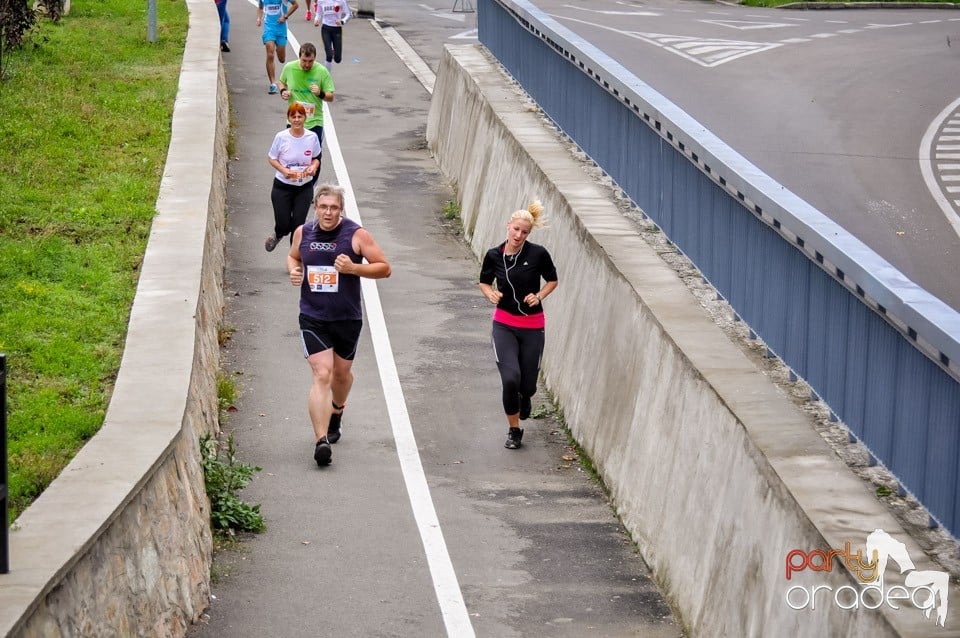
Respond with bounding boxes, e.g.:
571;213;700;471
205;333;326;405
504;427;524;450
519;395;532;420
328;411;342;444
314;437;332;466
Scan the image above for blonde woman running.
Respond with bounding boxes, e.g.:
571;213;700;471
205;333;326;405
478;201;558;449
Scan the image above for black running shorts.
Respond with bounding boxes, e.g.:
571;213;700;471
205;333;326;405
299;314;362;360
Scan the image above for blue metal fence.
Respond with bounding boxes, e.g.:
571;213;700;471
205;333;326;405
480;0;960;536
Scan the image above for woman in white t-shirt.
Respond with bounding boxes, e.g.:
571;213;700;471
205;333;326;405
265;102;321;252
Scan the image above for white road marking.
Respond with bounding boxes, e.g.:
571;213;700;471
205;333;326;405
700;19;796;30
432;11;467;22
939;164;960;170
563;4;661;16
450;27;479;40
780;38;811;44
838;29;861;34
921;95;960;238
811;32;839;39
550;15;781;67
254;12;474;634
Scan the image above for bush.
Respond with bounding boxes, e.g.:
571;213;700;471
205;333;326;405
0;0;36;80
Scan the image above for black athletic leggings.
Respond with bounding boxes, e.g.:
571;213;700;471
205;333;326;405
321;24;343;63
491;322;544;415
270;179;313;241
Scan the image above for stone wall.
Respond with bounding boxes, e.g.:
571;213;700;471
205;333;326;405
0;1;227;635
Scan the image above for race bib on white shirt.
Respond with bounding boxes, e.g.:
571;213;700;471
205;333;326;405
287;164;308;184
306;265;339;292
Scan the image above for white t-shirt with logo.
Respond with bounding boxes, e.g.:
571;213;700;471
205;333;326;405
268;129;321;186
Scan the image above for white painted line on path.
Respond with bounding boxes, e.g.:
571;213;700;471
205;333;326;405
252;12;474;635
326;107;475;636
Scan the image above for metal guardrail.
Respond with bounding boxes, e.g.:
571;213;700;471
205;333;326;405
480;0;960;536
1;354;8;574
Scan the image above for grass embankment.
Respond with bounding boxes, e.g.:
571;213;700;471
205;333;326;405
0;0;187;521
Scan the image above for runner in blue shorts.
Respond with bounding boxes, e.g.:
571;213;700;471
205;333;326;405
257;0;298;94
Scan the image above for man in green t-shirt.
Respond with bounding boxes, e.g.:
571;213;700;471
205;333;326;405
278;42;335;147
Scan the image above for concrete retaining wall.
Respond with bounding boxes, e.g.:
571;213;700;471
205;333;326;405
427;44;960;637
0;0;226;635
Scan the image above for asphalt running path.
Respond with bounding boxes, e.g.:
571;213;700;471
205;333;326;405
189;4;682;636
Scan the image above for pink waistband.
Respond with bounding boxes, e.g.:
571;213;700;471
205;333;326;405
493;308;545;329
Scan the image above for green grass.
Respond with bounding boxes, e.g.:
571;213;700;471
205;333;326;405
743;0;959;6
0;0;187;522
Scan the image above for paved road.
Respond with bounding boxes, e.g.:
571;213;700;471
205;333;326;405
188;3;681;636
387;0;960;313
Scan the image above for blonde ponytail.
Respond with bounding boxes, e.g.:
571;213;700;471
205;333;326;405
510;200;546;229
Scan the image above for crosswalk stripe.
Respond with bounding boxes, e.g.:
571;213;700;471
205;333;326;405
629;31;782;66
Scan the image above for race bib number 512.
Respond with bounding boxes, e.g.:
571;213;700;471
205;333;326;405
306;265;338;292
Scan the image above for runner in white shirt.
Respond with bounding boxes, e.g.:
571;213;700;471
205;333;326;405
312;0;352;72
265;103;321;252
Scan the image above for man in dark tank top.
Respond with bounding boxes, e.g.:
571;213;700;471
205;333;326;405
287;183;392;466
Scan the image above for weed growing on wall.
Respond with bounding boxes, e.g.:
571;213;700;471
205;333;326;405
200;434;266;535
